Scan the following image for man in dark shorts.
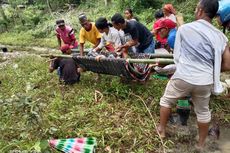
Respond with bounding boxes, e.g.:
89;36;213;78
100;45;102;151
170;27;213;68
49;57;80;85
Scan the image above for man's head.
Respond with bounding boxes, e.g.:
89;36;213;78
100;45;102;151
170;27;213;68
95;17;110;33
124;8;133;20
56;19;65;30
155;9;164;20
163;4;176;16
79;13;92;31
155;19;176;38
111;13;126;31
195;0;219;21
60;44;73;54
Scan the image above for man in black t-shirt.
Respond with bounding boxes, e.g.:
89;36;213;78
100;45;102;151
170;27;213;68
111;13;155;57
49;57;80;85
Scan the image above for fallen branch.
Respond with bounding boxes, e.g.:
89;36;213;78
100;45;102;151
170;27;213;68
95;90;103;103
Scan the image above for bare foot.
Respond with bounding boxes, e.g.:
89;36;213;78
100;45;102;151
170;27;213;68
194;144;205;153
157;126;166;138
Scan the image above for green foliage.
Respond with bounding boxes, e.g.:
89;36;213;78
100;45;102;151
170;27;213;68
117;0;162;13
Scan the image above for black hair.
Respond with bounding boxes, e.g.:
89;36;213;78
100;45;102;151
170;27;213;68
95;17;112;30
56;19;65;25
155;9;164;19
125;8;133;15
199;0;219;19
111;13;125;24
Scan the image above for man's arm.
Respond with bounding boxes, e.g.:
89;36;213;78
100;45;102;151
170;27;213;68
79;29;85;56
94;37;105;52
221;44;230;72
80;43;84;56
49;59;55;73
57;37;62;47
93;38;101;48
116;39;138;52
69;29;76;46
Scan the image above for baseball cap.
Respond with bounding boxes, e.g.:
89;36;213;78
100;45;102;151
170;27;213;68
155;19;177;30
217;0;230;24
60;44;74;53
56;19;65;26
78;13;87;23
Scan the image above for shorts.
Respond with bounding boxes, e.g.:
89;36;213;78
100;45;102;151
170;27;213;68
160;79;212;123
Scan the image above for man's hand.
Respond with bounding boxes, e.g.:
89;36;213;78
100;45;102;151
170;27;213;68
115;45;123;52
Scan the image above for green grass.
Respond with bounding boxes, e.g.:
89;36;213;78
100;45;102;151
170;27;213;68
0;54;230;153
0;32;57;48
0;55;169;152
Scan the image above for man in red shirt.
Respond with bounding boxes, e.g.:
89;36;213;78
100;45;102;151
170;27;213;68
55;19;78;54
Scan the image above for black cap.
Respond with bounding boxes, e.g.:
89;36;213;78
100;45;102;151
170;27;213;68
78;13;87;23
56;19;65;26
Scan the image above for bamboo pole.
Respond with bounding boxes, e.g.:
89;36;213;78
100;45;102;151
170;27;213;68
150;54;173;58
127;58;174;64
40;54;72;58
40;54;174;64
71;49;174;58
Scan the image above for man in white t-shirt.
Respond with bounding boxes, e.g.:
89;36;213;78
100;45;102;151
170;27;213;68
157;0;230;151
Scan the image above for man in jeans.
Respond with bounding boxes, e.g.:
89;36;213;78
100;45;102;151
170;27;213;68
158;0;230;151
111;13;155;57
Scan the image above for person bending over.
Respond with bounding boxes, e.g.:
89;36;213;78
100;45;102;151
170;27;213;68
55;19;78;54
79;13;101;56
111;13;155;57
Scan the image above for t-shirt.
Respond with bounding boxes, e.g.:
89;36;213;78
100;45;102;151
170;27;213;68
97;27;122;49
172;19;228;86
79;23;101;45
167;28;177;49
52;58;80;84
123;20;153;52
56;25;78;47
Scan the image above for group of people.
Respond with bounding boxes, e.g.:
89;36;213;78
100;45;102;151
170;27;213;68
54;4;181;56
48;0;230;151
49;4;181;85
